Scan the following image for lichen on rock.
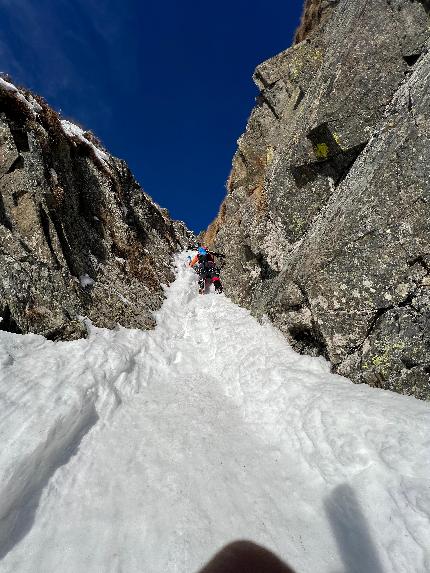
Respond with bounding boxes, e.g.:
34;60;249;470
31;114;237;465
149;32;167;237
205;0;430;399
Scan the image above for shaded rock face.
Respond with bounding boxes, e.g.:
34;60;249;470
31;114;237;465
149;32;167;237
0;79;193;340
206;0;430;399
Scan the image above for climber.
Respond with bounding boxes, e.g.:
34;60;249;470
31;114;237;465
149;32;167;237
188;246;224;294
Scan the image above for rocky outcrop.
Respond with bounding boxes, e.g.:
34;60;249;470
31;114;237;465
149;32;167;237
206;0;430;399
0;78;193;340
294;0;339;44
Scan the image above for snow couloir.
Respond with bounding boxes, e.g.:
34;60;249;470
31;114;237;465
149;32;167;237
1;253;429;572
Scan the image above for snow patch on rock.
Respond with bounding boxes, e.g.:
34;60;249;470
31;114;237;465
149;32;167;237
61;119;110;166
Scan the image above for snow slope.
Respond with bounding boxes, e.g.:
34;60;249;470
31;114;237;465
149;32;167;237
1;253;429;573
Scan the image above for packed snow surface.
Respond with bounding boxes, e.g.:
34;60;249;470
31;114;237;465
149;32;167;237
1;254;430;573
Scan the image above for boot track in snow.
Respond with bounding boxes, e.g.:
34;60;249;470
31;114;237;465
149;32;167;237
0;253;429;572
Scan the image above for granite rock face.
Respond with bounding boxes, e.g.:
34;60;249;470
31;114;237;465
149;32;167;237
206;0;430;399
0;78;193;340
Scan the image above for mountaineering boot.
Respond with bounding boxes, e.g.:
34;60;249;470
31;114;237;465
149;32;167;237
198;277;205;294
213;278;223;293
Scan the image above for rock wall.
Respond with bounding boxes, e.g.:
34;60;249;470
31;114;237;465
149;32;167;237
206;0;430;399
0;78;193;340
294;0;339;44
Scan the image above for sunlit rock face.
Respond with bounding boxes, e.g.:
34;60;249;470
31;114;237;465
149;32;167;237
206;0;430;399
0;78;193;340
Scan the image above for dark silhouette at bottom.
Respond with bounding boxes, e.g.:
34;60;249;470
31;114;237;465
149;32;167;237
198;540;296;573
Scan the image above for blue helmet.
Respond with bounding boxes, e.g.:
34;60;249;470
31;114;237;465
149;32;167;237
198;247;207;255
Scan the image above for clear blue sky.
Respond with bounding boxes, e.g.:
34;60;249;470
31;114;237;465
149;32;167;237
0;0;303;232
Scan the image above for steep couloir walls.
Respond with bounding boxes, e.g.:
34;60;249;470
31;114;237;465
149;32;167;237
206;0;430;399
0;78;193;340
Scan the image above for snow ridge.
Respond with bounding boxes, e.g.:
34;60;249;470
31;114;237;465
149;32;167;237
0;253;429;573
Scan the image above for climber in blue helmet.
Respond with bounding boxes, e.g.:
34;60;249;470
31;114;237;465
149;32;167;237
189;247;208;268
188;245;224;294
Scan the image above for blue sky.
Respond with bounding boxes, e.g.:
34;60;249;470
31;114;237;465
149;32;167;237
0;0;303;232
